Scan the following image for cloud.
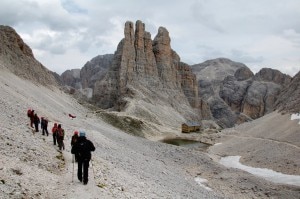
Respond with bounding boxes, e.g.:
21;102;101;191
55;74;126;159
190;1;224;33
0;0;299;76
61;0;87;14
283;29;300;47
230;49;264;64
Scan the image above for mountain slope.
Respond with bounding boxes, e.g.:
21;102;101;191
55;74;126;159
1;24;300;199
1;69;299;199
275;71;300;113
0;25;58;86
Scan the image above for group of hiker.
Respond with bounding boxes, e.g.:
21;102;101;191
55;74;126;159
27;109;48;134
51;123;66;150
27;109;96;185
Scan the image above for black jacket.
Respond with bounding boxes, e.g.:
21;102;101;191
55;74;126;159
71;137;95;161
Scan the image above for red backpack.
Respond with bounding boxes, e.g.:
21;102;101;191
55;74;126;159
27;109;32;117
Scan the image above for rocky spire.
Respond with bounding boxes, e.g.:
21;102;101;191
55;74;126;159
93;20;199;112
153;27;181;89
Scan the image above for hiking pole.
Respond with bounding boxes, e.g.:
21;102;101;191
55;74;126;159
72;155;74;183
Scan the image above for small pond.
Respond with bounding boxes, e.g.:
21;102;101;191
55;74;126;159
161;138;211;151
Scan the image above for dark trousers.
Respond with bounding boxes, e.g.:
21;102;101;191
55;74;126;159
57;137;65;150
53;134;57;145
34;123;39;132
42;127;49;136
77;159;90;184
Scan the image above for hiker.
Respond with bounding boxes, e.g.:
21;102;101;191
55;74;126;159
52;123;58;145
41;118;49;136
28;109;35;128
57;124;65;151
71;131;95;185
71;131;79;162
33;113;40;132
27;109;32;127
41;117;44;133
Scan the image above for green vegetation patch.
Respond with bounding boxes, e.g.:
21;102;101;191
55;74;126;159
97;112;146;137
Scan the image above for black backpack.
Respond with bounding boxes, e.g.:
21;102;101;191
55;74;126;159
77;141;90;159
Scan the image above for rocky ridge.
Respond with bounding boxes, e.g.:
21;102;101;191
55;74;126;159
90;20;201;131
192;59;292;127
59;21;295;130
0;25;58;86
61;69;81;89
275;70;300;113
80;54;114;90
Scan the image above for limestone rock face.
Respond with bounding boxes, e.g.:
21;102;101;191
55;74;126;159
61;69;81;89
0;25;57;86
193;59;249;127
254;68;291;85
153;27;181;89
234;66;254;81
220;68;288;121
242;81;281;119
80;54;114;89
194;59;291;127
178;62;198;107
93;20;200;127
275;71;300;113
209;97;237;127
220;76;252;113
0;25;33;58
192;58;247;92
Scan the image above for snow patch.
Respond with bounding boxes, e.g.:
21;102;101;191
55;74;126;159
195;177;212;191
220;156;300;186
214;143;222;146
291;113;300;124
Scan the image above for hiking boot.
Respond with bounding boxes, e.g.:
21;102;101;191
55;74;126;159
83;181;88;185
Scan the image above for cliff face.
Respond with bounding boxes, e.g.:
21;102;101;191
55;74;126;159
193;60;292;127
91;21;201;128
275;71;300;113
80;54;114;89
61;69;81;89
0;25;57;86
93;21;198;112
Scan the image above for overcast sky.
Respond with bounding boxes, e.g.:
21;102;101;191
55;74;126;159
1;0;299;76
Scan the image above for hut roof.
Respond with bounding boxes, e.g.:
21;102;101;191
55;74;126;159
183;122;200;127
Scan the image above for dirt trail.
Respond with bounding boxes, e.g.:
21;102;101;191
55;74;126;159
223;134;300;150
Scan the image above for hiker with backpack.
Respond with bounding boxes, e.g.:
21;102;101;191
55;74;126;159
27;109;35;128
33;113;40;132
41;117;44;132
71;131;95;185
57;124;65;151
41;118;49;136
52;123;58;145
71;131;79;162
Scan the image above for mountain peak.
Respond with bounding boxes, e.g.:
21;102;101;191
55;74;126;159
0;25;57;86
0;25;34;58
